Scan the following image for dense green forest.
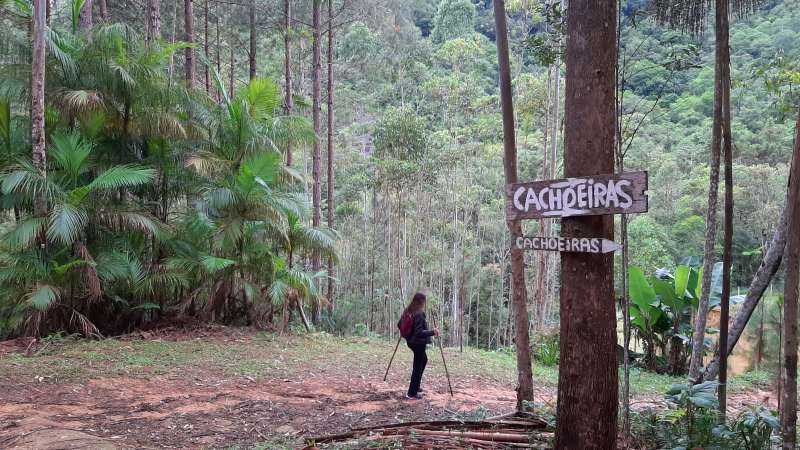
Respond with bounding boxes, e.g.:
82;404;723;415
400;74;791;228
0;0;797;349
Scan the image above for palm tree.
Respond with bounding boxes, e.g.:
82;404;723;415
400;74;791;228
0;131;158;335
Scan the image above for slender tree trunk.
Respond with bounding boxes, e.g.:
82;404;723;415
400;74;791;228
215;14;221;100
204;0;209;93
229;43;235;98
168;0;178;79
31;0;47;218
326;0;336;312
284;0;293;166
248;0;256;80
311;0;323;324
97;0;107;21
78;0;93;30
717;0;733;419
555;0;618;448
780;111;800;450
146;0;161;44
184;0;195;87
688;0;725;383
492;0;534;411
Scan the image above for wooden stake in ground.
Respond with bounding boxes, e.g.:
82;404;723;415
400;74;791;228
555;0;618;448
780;112;800;450
437;336;454;396
492;0;534;411
383;336;402;382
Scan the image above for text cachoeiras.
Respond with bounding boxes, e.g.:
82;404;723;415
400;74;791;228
505;171;648;220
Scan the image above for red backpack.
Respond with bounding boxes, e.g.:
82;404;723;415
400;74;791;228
398;312;413;339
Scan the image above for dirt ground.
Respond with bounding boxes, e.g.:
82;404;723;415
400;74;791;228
0;326;774;449
0;327;554;449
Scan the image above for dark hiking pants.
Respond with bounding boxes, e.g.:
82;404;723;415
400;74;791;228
407;343;428;396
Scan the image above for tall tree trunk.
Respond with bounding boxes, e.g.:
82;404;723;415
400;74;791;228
184;0;195;87
216;14;221;100
311;0;323;324
32;0;47;219
555;0;618;448
284;0;293;166
326;0;336;312
168;0;178;79
492;0;534;411
78;0;93;30
780;111;800;450
204;0;209;93
97;0;107;21
146;0;161;44
688;0;725;384
229;43;235;98
248;0;256;80
717;0;733;419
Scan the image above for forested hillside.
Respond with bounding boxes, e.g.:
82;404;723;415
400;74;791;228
0;0;797;344
330;0;800;349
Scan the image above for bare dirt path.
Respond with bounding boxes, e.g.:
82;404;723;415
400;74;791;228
0;327;554;449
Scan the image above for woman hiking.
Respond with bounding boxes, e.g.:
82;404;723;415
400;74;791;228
397;292;439;399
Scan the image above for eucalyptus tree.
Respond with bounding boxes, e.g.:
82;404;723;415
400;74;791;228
654;0;761;419
492;0;534;411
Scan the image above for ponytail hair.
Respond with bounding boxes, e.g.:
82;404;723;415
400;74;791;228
403;292;427;316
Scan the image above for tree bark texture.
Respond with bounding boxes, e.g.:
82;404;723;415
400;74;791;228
184;0;195;87
146;0;161;44
32;0;47;218
780;111;800;450
326;0;336;311
717;0;733;419
492;0;534;411
249;0;256;80
688;0;725;383
311;0;323;324
555;0;618;448
284;0;293;166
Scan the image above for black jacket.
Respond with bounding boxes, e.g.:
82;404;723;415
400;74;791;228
402;311;434;346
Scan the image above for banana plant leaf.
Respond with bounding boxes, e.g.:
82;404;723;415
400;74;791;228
629;266;662;328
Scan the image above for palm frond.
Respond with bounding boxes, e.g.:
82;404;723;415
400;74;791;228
26;284;60;310
47;202;88;245
49;131;93;179
3;217;46;248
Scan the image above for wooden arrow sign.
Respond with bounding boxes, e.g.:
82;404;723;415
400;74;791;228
514;236;622;254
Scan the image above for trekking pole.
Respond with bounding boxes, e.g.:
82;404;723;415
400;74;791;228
437;336;454;396
383;336;402;382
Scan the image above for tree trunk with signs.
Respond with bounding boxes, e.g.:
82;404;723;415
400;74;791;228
492;0;534;411
781;112;800;450
311;0;323;324
555;0;618;448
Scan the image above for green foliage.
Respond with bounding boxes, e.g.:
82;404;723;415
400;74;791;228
0;21;335;338
430;0;476;44
373;105;428;162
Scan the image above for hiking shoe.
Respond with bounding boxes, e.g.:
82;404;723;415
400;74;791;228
405;393;423;400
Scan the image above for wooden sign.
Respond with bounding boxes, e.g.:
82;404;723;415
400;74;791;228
515;236;622;253
505;171;648;221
